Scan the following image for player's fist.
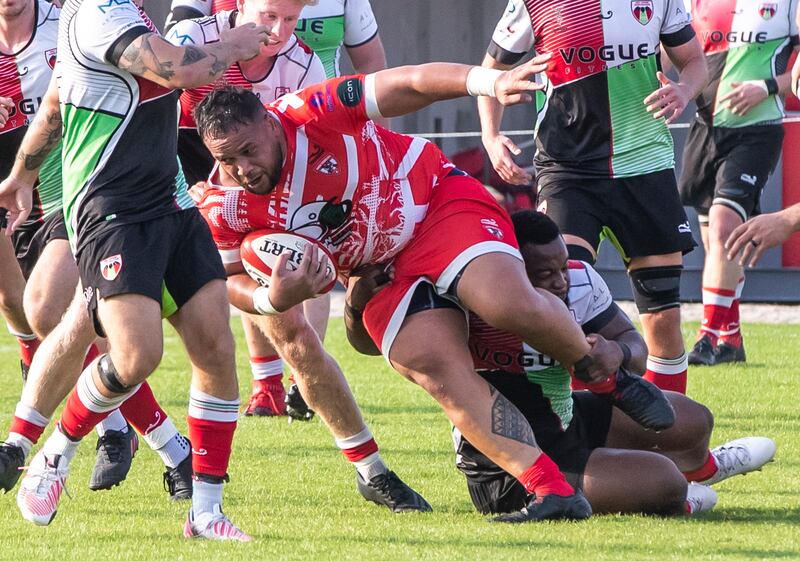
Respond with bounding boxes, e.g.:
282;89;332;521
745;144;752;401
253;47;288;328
0;97;13;128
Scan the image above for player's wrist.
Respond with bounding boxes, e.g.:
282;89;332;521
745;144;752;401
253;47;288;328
466;67;503;97
764;78;779;96
616;341;632;369
253;286;279;315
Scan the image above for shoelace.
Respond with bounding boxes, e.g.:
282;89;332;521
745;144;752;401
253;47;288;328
20;463;72;500
97;432;128;463
372;473;410;502
714;445;751;476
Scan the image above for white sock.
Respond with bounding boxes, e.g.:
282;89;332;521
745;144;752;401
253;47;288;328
5;434;34;458
6;403;50;458
95;409;128;437
192;479;224;516
41;425;81;463
335;427;388;481
251;355;283;381
140;417;190;468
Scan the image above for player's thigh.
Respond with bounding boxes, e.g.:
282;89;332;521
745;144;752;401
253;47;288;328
536;175;604;252
24;239;78;337
582;447;686;515
0;232;27;314
678;120;717;215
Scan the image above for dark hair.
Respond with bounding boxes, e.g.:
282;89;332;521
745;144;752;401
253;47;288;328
194;85;266;140
511;210;561;246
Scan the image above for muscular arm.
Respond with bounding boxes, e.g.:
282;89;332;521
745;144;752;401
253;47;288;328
587;304;648;375
347;34;388;75
344;305;381;356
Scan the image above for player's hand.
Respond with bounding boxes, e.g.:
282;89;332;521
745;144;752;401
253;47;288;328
575;338;620;382
0;97;13;128
494;52;551;106
346;264;394;313
267;244;335;311
188;181;209;204
725;212;794;267
644;71;691;124
585;334;624;375
718;81;769;116
482;134;532;185
220;22;271;61
0;175;33;235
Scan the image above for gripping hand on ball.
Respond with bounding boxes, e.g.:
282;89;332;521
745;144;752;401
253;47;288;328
267;245;336;312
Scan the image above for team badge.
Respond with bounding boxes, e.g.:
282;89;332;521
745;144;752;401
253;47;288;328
759;3;777;20
481;218;504;239
100;254;122;281
631;0;653;25
315;154;340;175
44;48;57;70
274;86;291;100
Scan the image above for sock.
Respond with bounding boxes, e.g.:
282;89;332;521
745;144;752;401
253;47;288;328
250;355;283;381
700;286;735;345
59;356;139;440
7;403;50;457
40;423;81;463
119;381;168;436
187;387;238;479
192;478;224;516
570;373;616;394
95;409;129;437
518;453;574;498
83;343;102;369
643;353;687;394
720;277;745;347
335;427;388;481
10;328;39;369
137;413;190;468
683;451;718;483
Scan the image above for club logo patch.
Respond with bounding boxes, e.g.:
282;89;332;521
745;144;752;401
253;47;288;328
631;0;653;25
314;154;340;175
336;78;363;107
100;254;122;281
44;48;57;70
481;218;504;239
759;2;777;20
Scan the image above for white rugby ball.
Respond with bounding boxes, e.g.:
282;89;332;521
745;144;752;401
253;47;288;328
240;229;337;294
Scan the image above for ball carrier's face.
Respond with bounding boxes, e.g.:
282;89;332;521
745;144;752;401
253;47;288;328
520;236;570;303
204;110;287;195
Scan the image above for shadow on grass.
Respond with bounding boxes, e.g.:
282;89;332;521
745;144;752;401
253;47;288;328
705;507;800;524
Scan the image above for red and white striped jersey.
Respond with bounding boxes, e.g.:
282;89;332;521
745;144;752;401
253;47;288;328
198;75;455;273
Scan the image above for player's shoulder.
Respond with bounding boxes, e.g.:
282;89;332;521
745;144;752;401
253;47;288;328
279;34;316;64
36;0;59;24
166;10;226;45
301;0;346;18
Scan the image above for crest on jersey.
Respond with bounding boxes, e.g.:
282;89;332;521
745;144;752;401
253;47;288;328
631;0;653;25
100;254;122;281
274;86;291;100
481;218;504;239
44;48;57;70
314;155;340;176
759;3;777;20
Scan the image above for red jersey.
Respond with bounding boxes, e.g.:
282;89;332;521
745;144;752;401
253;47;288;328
198;75;455;273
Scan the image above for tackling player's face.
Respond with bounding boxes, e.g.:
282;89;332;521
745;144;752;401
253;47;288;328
0;0;31;18
204;114;286;195
237;0;304;57
520;236;570;302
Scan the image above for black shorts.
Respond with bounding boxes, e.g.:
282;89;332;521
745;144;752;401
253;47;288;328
537;170;696;261
12;211;69;280
678;121;784;221
454;372;613;514
76;209;226;336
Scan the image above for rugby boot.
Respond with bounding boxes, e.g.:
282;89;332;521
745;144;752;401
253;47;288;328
244;378;287;417
163;453;193;501
356;470;432;513
88;425;138;491
184;504;252;541
701;437;776;486
685;482;718;515
493;490;592;523
285;383;315;422
610;368;675;431
688;335;716;366
714;341;746;365
0;442;25;492
17;452;70;526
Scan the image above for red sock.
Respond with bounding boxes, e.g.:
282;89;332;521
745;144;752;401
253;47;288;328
720;279;744;347
59;387;114;439
119;382;167;436
186;417;236;478
683;451;718;482
17;335;40;368
9;405;47;445
83;343;101;369
700;286;735;344
518;454;574;498
643;354;687;394
340;438;379;463
571;373;616;394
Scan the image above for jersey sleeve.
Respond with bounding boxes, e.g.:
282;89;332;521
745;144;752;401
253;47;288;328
580;263;614;325
164;16;207;47
660;0;695;47
197;188;247;265
169;0;212;16
74;0;151;66
270;75;370;134
487;0;535;65
343;0;379;47
790;0;799;42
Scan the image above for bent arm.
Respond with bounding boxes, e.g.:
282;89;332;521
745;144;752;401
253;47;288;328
589;305;648;375
663;37;708;101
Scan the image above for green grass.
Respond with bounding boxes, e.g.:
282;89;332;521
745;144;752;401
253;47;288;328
1;321;799;561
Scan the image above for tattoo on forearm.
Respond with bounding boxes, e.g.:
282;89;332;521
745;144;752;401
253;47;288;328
18;109;62;171
181;45;207;65
490;392;537;446
120;35;175;80
207;52;228;77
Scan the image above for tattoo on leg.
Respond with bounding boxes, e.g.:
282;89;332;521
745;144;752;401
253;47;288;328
491;392;536;446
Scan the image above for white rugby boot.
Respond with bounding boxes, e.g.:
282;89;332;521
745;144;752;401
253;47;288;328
685;482;717;515
701;437;776;485
184;504;252;542
17;451;71;526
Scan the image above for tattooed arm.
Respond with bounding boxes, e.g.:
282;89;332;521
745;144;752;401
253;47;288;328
115;24;270;89
0;74;61;233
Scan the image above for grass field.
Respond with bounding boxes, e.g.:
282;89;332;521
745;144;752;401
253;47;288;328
1;320;798;561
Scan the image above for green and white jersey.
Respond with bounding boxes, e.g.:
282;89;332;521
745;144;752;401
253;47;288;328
57;0;187;245
296;0;378;78
690;0;799;128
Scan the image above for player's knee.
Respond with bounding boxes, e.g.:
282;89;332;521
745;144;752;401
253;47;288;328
645;457;687;515
628;266;682;315
97;354;140;394
109;342;162;386
23;292;60;339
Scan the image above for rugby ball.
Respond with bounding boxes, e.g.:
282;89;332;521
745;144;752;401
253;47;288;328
240;229;337;294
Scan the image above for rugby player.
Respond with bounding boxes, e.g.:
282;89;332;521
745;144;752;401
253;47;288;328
168;0;329;419
0;0;273;540
344;211;776;517
0;0;197;499
192;59;632;522
478;0;709;394
680;0;799;366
